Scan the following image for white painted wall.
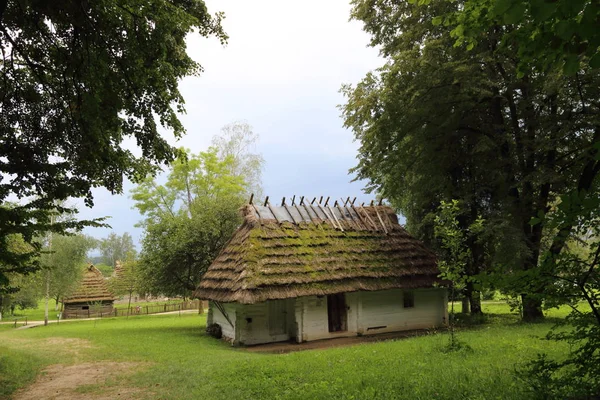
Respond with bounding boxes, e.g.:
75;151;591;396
209;301;237;342
359;288;446;335
235;299;294;345
208;288;447;345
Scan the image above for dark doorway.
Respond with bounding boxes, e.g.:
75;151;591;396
327;293;347;332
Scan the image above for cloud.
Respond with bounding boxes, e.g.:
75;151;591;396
79;0;383;247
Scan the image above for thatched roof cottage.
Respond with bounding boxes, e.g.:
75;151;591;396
63;264;115;319
194;200;447;346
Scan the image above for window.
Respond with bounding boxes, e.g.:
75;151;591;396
403;291;415;308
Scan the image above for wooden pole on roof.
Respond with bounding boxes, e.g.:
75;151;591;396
311;197;317;205
351;197;357;205
370;200;375;206
351;204;369;230
319;196;323;204
317;202;338;229
324;196;330;206
299;196;305;205
373;206;388;234
268;204;282;223
291;195;296;206
248;193;254;204
359;205;378;231
264;196;269;206
283;203;299;224
281;197;286;206
334;200;338;207
301;202;317;224
338;202;360;230
378;198;383;206
328;205;344;232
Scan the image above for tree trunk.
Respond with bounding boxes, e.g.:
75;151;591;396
461;297;470;314
469;291;483;315
522;294;544;321
44;269;50;326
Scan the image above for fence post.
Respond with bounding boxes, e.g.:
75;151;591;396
114;308;117;317
25;317;28;326
146;306;148;314
14;319;17;328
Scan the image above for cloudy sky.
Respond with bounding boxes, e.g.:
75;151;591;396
80;0;383;247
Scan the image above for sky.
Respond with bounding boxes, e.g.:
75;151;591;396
80;0;384;248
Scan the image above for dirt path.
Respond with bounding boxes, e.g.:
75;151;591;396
12;362;149;400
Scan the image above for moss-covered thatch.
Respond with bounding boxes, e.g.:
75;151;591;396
194;204;441;304
64;264;115;304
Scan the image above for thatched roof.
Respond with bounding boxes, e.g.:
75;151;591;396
64;264;115;304
194;202;441;304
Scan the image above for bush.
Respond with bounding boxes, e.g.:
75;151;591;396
206;323;222;339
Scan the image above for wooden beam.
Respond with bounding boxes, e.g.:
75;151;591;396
281;197;286;206
359;205;379;231
263;196;269;206
248;193;254;204
328;206;344;232
283;203;299;224
373;206;388;234
291;195;296;206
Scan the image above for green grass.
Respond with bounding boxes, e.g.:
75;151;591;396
0;301;572;400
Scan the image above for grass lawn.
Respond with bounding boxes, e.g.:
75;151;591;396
0;302;571;400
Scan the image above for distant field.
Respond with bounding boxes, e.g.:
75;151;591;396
0;301;576;399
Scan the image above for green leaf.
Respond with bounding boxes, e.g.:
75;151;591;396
563;55;580;75
432;16;443;26
529;217;541;226
529;0;557;22
493;0;514;16
503;2;527;24
555;20;574;40
590;52;600;69
466;42;475;51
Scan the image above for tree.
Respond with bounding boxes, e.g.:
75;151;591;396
447;0;600;75
110;251;139;317
132;145;251;297
521;188;600;397
212;121;265;199
99;232;136;268
343;0;600;321
0;0;227;289
0;234;37;320
434;199;484;349
45;234;94;310
40;233;94;322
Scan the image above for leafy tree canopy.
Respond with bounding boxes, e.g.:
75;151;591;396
344;0;600;320
0;0;226;287
443;0;600;75
99;232;136;267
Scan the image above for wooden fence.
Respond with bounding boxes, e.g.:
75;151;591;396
65;300;207;319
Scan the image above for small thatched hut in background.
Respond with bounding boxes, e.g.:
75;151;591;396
63;264;115;318
194;200;447;346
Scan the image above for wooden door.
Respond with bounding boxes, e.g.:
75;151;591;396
268;300;287;336
327;293;347;332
